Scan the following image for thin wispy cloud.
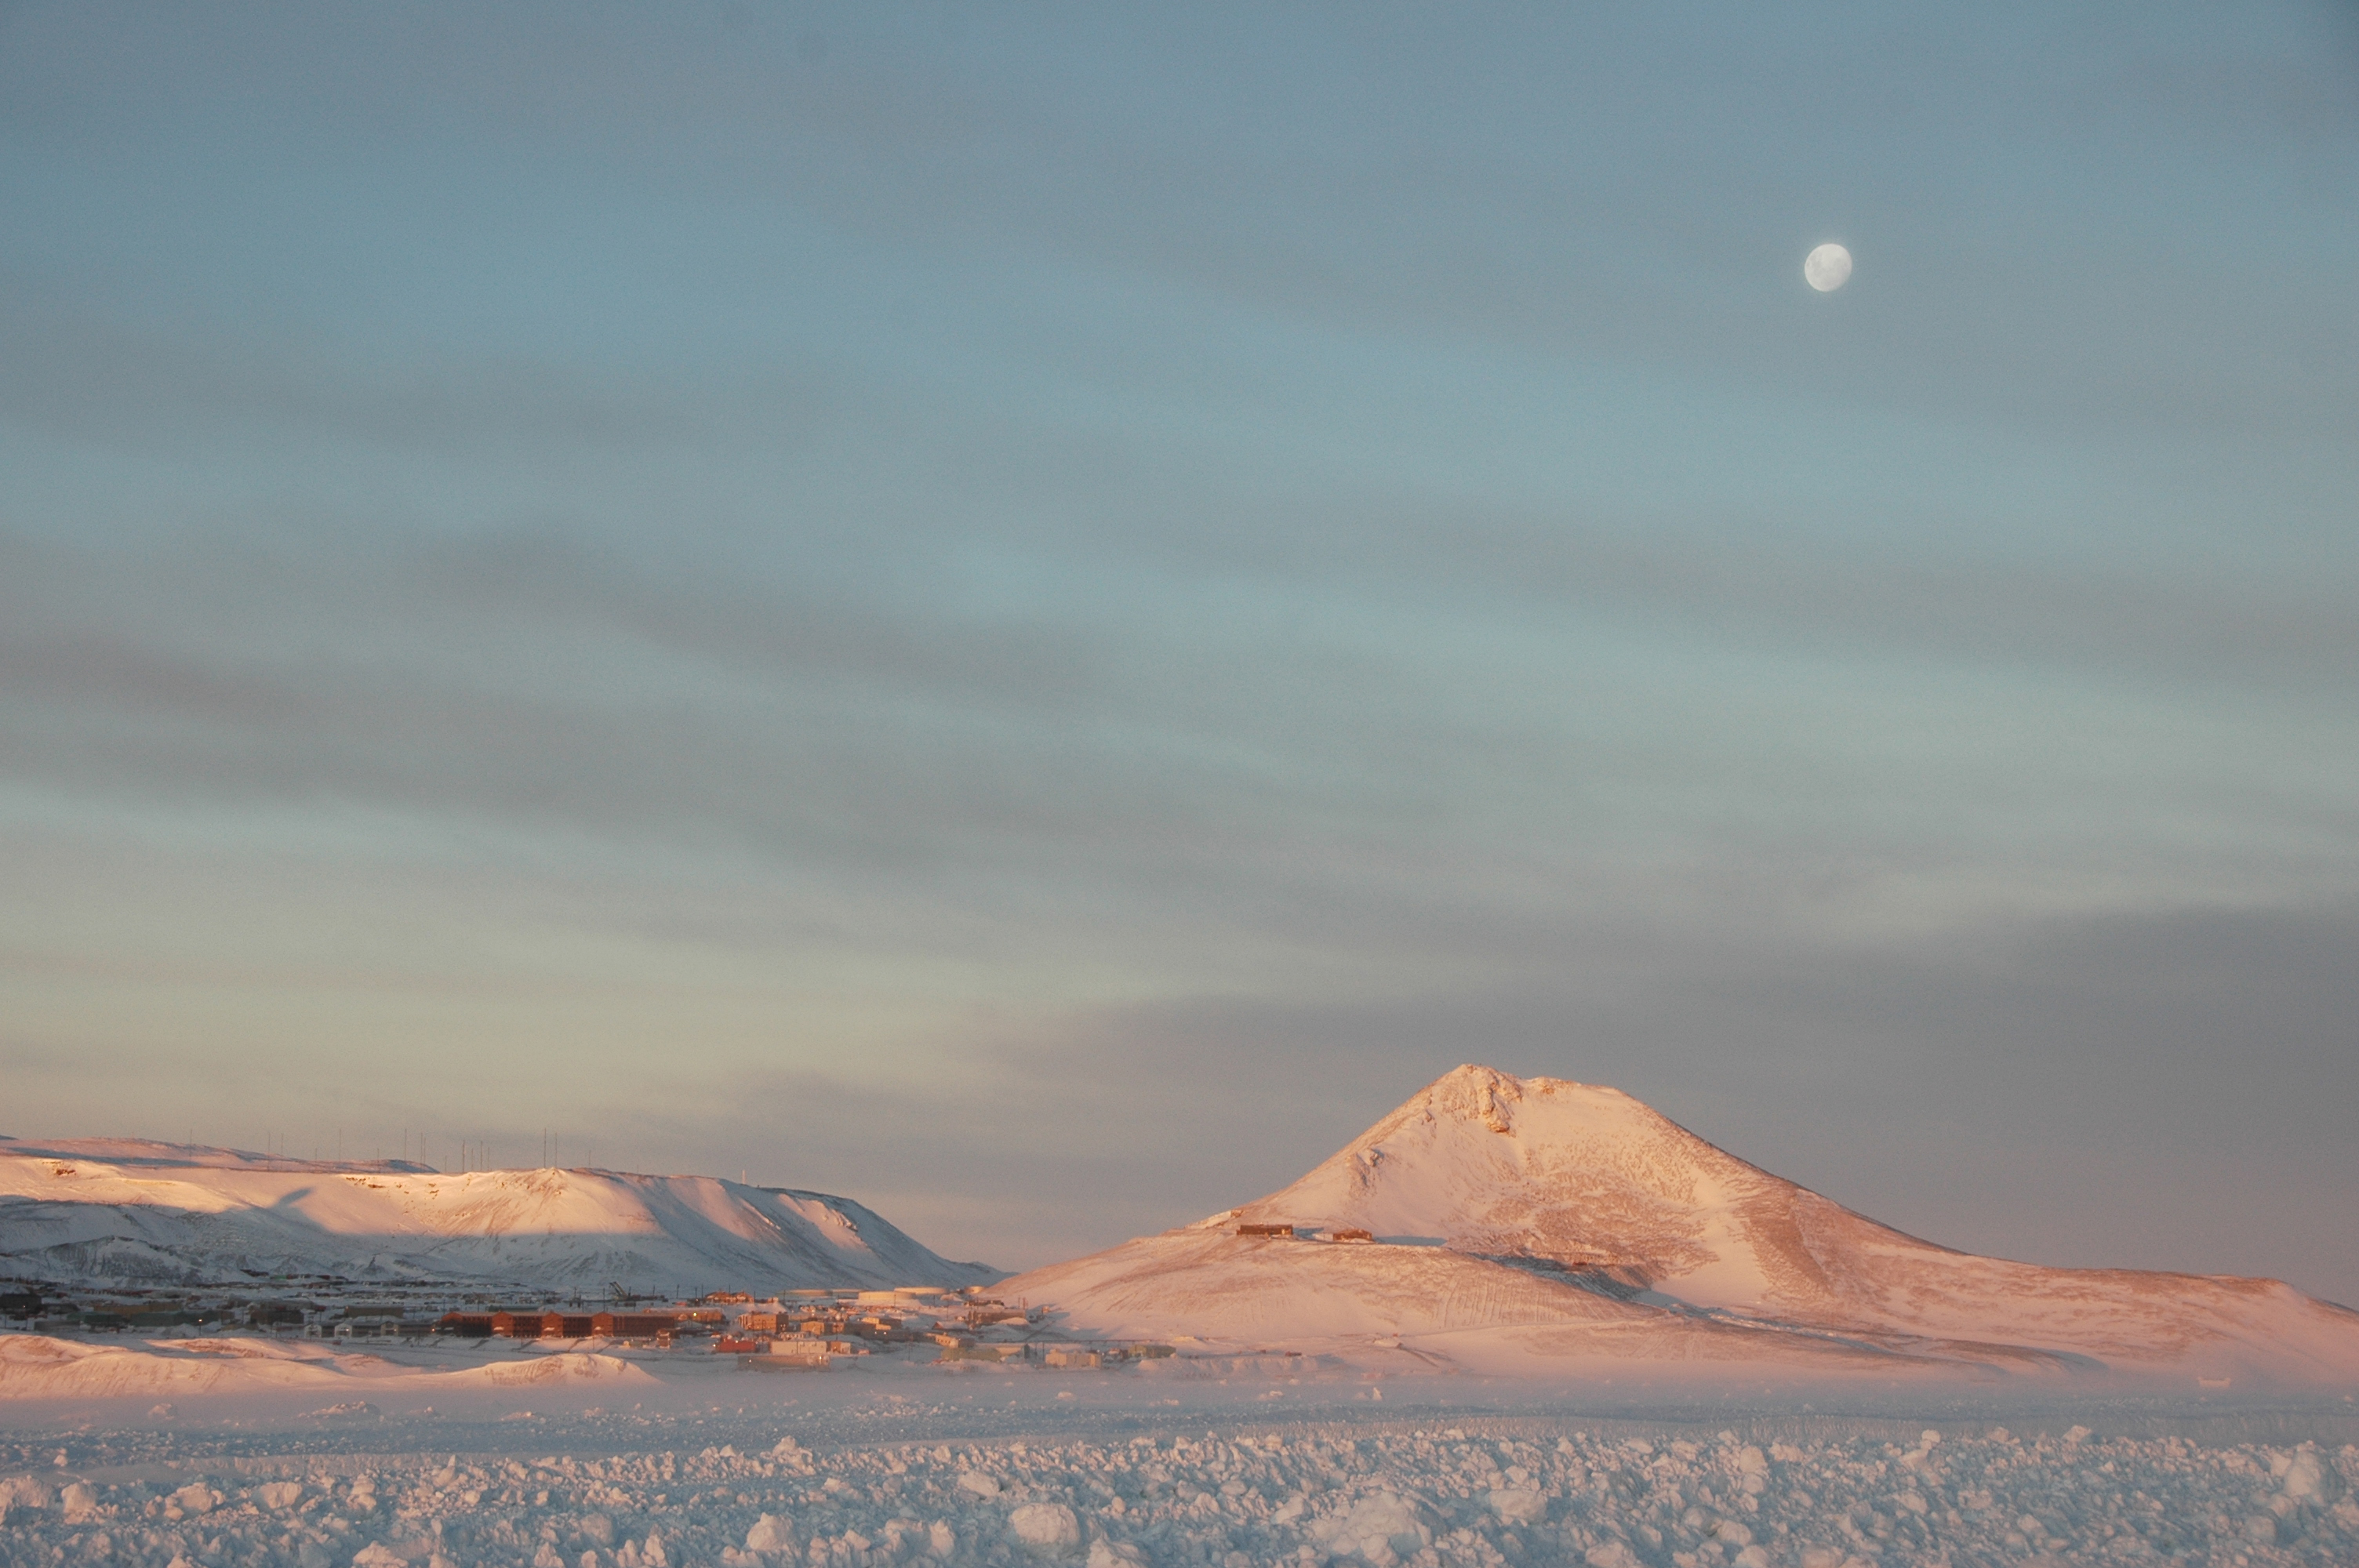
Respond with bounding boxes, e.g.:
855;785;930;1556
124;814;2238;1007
2;1;2353;1296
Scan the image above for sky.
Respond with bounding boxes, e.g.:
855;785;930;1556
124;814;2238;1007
2;2;2356;1298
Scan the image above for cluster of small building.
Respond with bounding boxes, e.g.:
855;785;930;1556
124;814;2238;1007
722;1286;1027;1368
0;1279;489;1338
435;1308;714;1345
1235;1223;1373;1241
699;1287;1178;1374
376;1285;1080;1362
0;1287;386;1336
2;1278;1181;1371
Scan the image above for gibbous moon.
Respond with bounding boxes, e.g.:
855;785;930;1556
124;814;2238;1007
1805;242;1852;292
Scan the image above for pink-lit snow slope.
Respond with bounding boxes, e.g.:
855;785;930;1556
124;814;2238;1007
0;1138;994;1293
1007;1065;2359;1386
0;1334;652;1399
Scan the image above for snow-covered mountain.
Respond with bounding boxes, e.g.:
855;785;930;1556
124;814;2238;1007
1006;1065;2359;1384
0;1137;993;1294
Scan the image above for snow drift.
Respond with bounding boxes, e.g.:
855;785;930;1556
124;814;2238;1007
0;1333;652;1399
1008;1065;2359;1384
0;1138;992;1293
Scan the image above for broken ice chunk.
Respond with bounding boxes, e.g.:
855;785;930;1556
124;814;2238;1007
1008;1503;1081;1555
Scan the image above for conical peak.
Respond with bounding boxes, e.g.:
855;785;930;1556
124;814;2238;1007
1237;1063;1802;1287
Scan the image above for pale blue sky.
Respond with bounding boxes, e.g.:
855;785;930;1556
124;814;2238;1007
3;2;2355;1294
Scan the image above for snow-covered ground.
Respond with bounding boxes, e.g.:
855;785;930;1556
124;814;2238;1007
2;1342;2356;1568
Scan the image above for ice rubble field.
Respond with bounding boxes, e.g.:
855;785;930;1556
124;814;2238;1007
5;1369;2358;1568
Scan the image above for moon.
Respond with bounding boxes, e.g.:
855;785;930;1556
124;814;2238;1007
1804;242;1852;292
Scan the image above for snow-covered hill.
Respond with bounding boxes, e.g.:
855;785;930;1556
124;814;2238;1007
1007;1065;2359;1384
0;1137;994;1294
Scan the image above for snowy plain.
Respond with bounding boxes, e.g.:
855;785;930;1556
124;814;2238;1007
4;1338;2359;1568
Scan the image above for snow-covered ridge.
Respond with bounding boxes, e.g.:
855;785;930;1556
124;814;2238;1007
1009;1065;2359;1385
0;1138;994;1294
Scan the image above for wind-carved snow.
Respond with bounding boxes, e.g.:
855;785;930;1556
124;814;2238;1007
2;1417;2354;1568
0;1334;655;1400
0;1138;993;1293
1008;1065;2359;1385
